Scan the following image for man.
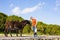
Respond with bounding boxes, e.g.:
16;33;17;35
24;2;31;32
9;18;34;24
30;17;37;37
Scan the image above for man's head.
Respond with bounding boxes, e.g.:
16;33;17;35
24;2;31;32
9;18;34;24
30;16;33;19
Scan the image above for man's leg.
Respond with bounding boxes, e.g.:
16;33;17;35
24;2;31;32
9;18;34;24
33;27;35;37
34;32;37;37
34;27;37;37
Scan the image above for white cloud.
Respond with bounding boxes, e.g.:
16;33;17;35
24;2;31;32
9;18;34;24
9;3;14;7
56;0;60;6
12;2;45;15
53;0;60;11
22;2;45;14
21;5;39;14
54;7;58;11
12;7;21;15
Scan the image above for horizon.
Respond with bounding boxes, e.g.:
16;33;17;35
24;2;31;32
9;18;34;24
0;0;60;25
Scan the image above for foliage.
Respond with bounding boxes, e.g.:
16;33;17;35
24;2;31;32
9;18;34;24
23;25;31;33
6;15;24;22
0;12;7;32
37;21;60;35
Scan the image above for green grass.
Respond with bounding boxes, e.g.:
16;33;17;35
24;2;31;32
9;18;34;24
0;31;38;36
0;32;49;37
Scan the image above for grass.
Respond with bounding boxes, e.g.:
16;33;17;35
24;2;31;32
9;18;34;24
0;31;51;36
0;33;34;37
0;33;59;37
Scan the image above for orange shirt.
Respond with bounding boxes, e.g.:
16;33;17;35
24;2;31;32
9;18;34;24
31;18;36;26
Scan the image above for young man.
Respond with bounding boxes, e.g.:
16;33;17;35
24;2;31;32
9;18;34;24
30;17;37;37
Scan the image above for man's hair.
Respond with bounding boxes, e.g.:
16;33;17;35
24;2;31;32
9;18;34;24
30;16;33;19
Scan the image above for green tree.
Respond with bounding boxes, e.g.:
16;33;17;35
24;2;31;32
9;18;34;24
0;12;7;32
37;21;60;35
23;25;31;33
37;21;47;35
6;15;24;22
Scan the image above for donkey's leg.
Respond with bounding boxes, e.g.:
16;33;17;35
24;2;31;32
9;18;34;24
10;30;12;37
20;30;22;37
4;30;8;37
16;29;18;37
4;29;8;37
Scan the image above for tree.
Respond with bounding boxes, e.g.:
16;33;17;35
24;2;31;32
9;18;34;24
37;21;47;35
23;25;31;33
37;21;60;35
6;15;24;22
0;12;7;32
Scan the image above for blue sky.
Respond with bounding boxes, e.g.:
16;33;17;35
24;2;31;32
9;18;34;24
0;0;60;25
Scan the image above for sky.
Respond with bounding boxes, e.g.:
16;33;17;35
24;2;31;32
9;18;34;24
0;0;60;25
